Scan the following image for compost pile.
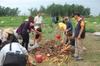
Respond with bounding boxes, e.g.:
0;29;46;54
31;40;71;64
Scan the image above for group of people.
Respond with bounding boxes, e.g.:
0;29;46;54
0;12;86;66
58;13;86;60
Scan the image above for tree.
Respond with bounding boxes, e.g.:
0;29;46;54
28;3;91;17
0;6;20;16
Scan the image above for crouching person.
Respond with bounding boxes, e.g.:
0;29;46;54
0;28;28;66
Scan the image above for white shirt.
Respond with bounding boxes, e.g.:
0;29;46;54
0;42;28;66
34;15;43;25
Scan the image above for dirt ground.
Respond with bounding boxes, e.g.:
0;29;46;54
34;33;100;66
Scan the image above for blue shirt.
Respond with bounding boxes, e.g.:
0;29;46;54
66;20;73;33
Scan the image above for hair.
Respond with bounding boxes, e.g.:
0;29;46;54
28;16;34;22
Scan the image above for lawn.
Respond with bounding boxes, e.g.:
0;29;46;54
0;16;100;66
0;16;100;32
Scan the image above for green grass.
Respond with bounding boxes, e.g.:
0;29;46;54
0;16;27;27
0;16;100;32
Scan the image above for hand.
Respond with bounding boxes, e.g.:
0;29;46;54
78;35;81;39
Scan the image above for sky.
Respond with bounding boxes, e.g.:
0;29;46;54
0;0;100;16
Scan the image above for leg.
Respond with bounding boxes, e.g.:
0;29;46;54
21;34;25;47
21;33;29;50
74;38;79;57
25;33;29;50
74;38;83;60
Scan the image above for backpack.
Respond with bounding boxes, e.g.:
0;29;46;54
3;43;27;66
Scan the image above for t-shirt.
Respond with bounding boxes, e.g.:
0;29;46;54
0;42;28;66
34;16;43;26
66;20;73;33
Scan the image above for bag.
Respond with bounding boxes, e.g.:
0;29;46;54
3;43;27;66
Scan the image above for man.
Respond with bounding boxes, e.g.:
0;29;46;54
74;13;86;60
33;12;43;48
34;12;43;29
64;17;73;44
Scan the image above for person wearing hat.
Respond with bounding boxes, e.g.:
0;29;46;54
0;28;28;66
1;28;18;48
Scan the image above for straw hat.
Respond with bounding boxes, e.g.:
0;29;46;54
3;28;14;34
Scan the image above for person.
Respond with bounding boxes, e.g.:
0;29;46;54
33;12;43;47
51;16;56;24
0;28;18;49
74;13;86;60
63;17;74;45
16;16;34;50
55;16;59;24
0;28;28;66
34;12;43;29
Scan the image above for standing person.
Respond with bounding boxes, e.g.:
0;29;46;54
16;16;34;50
33;12;43;47
64;17;73;44
74;13;86;60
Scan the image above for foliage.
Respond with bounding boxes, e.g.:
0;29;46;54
0;6;20;16
29;3;90;17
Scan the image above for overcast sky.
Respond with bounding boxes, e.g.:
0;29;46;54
0;0;100;16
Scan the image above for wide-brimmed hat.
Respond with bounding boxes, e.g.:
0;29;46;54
3;28;14;34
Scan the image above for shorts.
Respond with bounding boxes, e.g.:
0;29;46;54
64;31;72;37
35;27;42;39
35;33;40;39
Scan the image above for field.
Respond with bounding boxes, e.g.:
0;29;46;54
0;16;100;66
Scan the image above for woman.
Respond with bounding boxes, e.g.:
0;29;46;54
16;16;34;50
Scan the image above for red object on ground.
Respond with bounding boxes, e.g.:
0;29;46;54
35;54;43;63
55;34;61;40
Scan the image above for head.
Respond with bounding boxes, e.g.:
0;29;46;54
73;13;81;20
28;16;34;23
64;16;69;21
37;12;41;17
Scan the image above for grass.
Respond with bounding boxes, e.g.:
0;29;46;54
0;16;100;32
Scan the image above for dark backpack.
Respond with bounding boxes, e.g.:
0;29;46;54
3;43;27;66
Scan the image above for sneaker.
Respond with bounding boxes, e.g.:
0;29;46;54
75;56;83;61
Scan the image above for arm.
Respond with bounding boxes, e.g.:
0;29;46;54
0;48;6;66
18;44;28;55
66;22;73;32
